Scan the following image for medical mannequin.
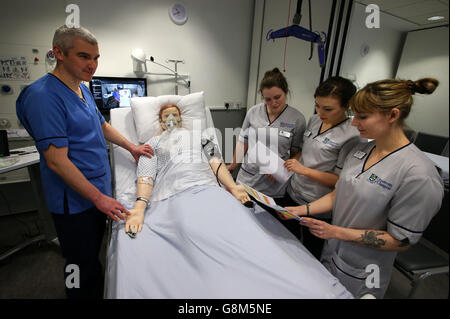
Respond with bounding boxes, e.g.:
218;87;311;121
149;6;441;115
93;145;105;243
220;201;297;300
126;104;250;236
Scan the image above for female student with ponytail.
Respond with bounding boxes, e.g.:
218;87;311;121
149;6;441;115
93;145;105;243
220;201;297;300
280;78;444;298
227;68;306;199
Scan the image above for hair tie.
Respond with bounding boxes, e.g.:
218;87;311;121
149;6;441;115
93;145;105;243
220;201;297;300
406;80;416;94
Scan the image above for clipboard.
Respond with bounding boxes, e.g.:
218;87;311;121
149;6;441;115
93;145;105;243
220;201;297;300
241;184;302;222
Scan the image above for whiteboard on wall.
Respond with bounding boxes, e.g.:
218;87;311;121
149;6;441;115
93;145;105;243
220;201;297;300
0;43;52;129
395;27;449;137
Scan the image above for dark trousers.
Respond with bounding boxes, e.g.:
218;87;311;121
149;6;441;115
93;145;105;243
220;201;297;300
275;193;330;260
51;206;106;299
273;195;303;242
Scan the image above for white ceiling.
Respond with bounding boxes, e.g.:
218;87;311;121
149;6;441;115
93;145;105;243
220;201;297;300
356;0;449;28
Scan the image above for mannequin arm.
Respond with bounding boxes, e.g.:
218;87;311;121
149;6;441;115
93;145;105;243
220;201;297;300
210;157;250;204
125;176;154;235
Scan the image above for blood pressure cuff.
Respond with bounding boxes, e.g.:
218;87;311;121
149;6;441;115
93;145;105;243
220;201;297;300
201;137;222;161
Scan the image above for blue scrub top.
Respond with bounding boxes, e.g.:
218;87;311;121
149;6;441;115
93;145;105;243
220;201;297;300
16;73;111;214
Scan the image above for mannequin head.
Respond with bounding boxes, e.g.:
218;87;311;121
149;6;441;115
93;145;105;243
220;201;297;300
159;103;182;131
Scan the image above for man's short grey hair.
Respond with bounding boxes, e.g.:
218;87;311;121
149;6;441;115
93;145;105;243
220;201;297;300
52;25;97;55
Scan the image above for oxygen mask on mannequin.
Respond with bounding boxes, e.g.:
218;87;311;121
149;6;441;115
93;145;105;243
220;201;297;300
165;113;179;132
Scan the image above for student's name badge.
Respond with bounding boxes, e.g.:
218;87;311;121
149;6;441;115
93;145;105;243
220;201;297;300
353;150;366;159
279;130;292;138
304;130;312;137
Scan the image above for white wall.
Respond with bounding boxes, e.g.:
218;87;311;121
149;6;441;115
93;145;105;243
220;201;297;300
249;1;423;123
0;0;255;129
248;0;333;121
339;2;417;89
396;27;449;137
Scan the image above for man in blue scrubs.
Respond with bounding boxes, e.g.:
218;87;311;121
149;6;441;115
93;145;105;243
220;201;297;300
16;25;153;299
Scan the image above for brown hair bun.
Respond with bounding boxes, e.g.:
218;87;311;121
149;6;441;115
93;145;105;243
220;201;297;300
408;78;439;95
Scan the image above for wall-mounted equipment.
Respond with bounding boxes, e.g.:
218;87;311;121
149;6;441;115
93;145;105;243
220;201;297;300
169;3;188;25
1;84;13;95
131;48;191;95
45;49;57;72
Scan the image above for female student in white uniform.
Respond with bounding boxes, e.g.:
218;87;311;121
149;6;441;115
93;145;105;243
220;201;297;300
227;68;306;199
278;76;362;258
281;78;444;298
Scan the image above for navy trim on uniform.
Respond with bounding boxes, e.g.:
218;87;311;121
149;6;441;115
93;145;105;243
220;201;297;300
48;72;86;103
36;136;68;142
355;145;376;178
48;73;73;91
387;218;424;234
332;258;366;280
266;104;289;126
313;117;350;139
315;122;324;139
241;167;256;176
356;143;412;178
87;173;106;180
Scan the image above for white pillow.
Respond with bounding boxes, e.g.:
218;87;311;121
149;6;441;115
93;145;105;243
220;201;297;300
131;91;207;144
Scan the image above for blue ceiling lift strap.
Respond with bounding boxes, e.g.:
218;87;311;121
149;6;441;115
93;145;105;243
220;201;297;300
265;0;327;68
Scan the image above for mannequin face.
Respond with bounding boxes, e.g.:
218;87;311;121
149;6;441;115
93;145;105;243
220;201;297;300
160;106;182;131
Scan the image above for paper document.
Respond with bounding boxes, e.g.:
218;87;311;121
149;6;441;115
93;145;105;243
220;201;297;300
247;141;293;183
241;184;302;221
7;129;30;138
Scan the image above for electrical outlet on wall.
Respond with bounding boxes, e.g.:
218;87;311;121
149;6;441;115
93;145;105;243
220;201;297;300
0;118;11;129
0;84;14;95
224;101;234;109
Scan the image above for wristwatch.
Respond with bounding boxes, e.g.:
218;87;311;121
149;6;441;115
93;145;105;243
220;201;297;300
136;197;150;206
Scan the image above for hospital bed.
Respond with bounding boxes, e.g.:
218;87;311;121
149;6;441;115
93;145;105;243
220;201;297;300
104;92;353;299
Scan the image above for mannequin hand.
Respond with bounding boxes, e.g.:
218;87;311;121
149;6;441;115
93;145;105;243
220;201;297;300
130;144;154;163
300;217;338;240
93;194;130;221
277;205;306;220
266;174;277;183
284;159;308;175
125;208;145;235
229;185;251;204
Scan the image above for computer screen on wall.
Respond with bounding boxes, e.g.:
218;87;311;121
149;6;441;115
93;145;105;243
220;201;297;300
89;76;147;111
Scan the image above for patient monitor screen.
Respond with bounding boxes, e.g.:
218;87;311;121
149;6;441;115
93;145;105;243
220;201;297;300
89;76;147;110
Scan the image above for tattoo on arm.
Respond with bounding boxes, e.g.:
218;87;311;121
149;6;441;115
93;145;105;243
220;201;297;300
354;231;387;249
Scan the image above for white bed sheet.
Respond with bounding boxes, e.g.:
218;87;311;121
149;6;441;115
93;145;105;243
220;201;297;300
106;107;353;299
